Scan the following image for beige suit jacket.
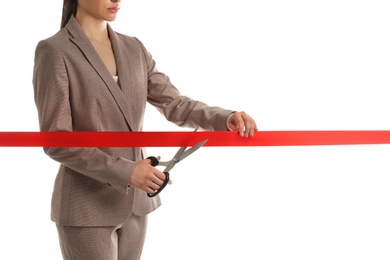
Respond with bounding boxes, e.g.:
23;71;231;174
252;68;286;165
33;16;233;226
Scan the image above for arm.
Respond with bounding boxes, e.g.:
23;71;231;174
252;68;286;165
135;38;257;134
134;38;233;131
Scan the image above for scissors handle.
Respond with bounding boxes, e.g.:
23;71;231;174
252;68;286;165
146;156;170;198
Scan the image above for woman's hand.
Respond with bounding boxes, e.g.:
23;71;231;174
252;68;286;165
226;111;258;137
129;156;171;194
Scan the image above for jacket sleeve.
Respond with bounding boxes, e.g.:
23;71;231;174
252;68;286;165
134;38;234;131
32;39;134;194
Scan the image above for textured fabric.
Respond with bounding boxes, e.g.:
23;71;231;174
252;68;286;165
33;15;233;227
56;214;147;260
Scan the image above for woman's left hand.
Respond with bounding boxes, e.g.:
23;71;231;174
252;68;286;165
226;111;258;137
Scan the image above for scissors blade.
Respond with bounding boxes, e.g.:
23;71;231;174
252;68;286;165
157;127;206;172
162;145;187;170
160;139;208;172
152;144;186;169
176;139;208;163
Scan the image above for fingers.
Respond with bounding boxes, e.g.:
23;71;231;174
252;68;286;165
147;156;166;193
227;111;258;137
145;168;167;194
130;158;170;194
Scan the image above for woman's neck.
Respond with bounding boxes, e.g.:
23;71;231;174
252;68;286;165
76;14;109;41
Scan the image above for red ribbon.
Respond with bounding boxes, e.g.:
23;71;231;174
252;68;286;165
0;131;390;147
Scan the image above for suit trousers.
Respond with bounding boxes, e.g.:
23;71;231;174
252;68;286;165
56;214;148;260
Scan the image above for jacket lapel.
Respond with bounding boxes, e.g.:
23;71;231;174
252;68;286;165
108;25;146;132
65;16;136;131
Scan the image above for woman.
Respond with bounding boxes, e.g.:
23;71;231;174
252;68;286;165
33;0;257;259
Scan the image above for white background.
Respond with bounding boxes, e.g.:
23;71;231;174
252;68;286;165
1;0;390;259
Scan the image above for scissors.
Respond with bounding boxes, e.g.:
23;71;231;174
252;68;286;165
146;133;208;197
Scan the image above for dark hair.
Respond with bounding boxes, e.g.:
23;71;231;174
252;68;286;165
61;0;78;29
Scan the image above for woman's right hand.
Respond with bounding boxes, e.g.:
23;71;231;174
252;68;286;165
129;156;170;194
